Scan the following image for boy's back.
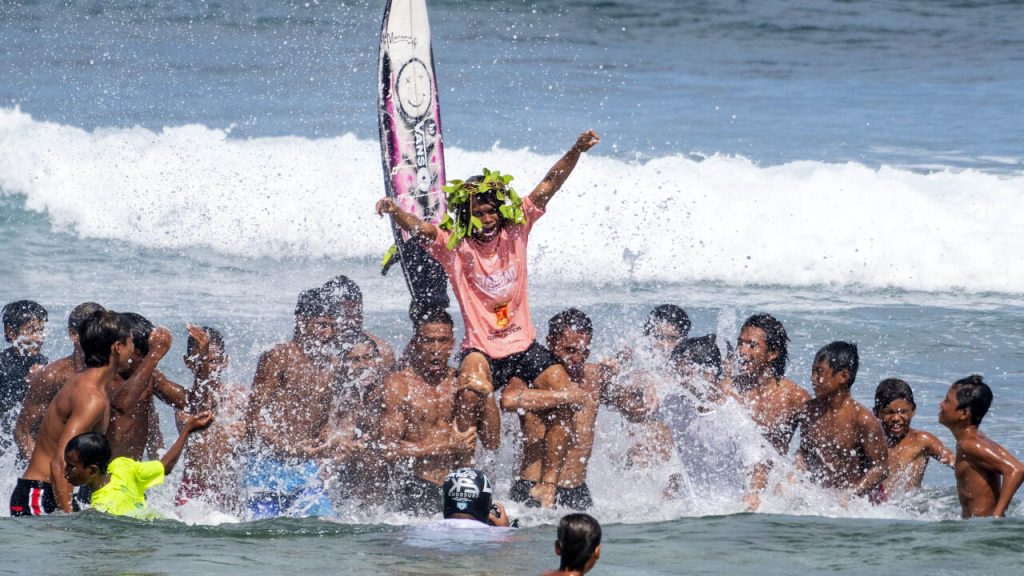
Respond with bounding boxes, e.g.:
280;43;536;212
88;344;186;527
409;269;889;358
91;456;165;517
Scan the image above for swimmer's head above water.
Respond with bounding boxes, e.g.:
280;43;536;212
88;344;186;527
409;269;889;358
442;467;494;524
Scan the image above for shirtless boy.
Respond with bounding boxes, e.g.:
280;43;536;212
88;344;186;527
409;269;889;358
379;308;500;516
106;312;187;459
797;342;888;503
9;310;134;515
175;325;247;513
939;375;1024;518
617;305;691;468
730;313;810;510
1;300;49;458
322;333;390;500
244;288;339;518
321;275;396;370
873;378;953;494
503;309;615;510
376;130;599;507
14;302;104;460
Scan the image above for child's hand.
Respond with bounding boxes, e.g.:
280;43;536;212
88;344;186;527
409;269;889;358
574;129;601;153
148;327;173;358
183;410;214;433
376;198;400;216
186;324;211;357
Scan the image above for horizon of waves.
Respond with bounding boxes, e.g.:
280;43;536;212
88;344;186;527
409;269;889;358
2;107;1024;295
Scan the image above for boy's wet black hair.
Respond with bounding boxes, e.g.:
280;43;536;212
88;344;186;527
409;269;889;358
557;513;602;572
2;300;48;341
323;275;363;307
186;326;225;358
65;432;112;475
295;288;332;319
342;332;380;358
79;310;132;368
548;308;593;340
412;307;454;329
814;341;860;387
122;312;154;358
952;374;993;426
874;378;916;414
671;334;723;379
642;304;691;339
68;302;105;333
741;313;789;378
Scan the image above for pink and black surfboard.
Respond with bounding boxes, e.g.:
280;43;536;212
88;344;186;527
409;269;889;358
377;0;449;309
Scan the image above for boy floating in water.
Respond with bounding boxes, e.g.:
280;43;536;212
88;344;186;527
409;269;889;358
64;411;212;518
376;130;600;506
796;341;888;503
938;375;1024;518
873;378;953;494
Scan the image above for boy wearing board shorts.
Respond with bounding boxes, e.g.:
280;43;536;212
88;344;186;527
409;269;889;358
376;129;600;507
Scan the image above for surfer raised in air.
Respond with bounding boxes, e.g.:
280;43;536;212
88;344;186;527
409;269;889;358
376;129;600;507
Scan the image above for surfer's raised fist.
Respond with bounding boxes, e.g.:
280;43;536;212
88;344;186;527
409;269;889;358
375;197;400;216
573;129;601;153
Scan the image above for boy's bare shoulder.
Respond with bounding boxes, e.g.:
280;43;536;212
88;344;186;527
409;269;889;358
779;377;811;405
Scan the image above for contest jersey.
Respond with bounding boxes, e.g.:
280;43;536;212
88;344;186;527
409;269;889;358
91;457;165;518
426;197;544;359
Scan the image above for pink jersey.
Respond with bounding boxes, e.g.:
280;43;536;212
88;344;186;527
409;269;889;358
426;197;544;359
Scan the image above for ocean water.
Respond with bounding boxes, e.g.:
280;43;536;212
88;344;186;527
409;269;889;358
2;0;1024;574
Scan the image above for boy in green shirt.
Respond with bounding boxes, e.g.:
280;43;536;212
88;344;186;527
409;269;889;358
63;411;213;517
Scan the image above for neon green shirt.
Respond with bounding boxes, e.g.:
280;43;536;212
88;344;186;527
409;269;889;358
90;457;165;518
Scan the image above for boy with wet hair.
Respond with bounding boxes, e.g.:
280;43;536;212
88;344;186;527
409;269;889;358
544;513;602;576
797;341;888;503
731;313;810;510
14;302;104;460
376;130;600;507
64;410;212;518
939;375;1024;518
1;300;49;456
321;275;396;369
642;304;691;358
9;310;151;515
873;378;953;494
504;308;625;510
106;312;189;460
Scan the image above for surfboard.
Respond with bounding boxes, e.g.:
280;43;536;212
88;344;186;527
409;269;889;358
377;0;449;312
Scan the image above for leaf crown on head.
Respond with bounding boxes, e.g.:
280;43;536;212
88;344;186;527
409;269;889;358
438;168;524;249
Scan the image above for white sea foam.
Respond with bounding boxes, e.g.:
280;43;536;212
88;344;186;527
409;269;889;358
2;107;1023;294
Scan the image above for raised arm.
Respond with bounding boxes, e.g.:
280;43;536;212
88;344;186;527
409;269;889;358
853;413;889;498
110;328;172;415
527;130;600;212
160;411;213;475
375;198;438;241
961;437;1024;518
152;371;189;410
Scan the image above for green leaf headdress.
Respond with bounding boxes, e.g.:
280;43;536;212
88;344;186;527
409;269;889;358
438;168;524;249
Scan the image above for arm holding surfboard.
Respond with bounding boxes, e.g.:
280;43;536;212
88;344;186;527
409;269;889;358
375;198;439;241
529;130;601;212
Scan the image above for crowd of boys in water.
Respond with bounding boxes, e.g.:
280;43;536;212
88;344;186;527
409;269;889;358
1;130;1021;538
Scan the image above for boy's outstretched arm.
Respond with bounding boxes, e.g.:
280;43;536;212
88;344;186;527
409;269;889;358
528;130;601;212
160;411;214;475
375;198;438;241
962;437;1024;517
